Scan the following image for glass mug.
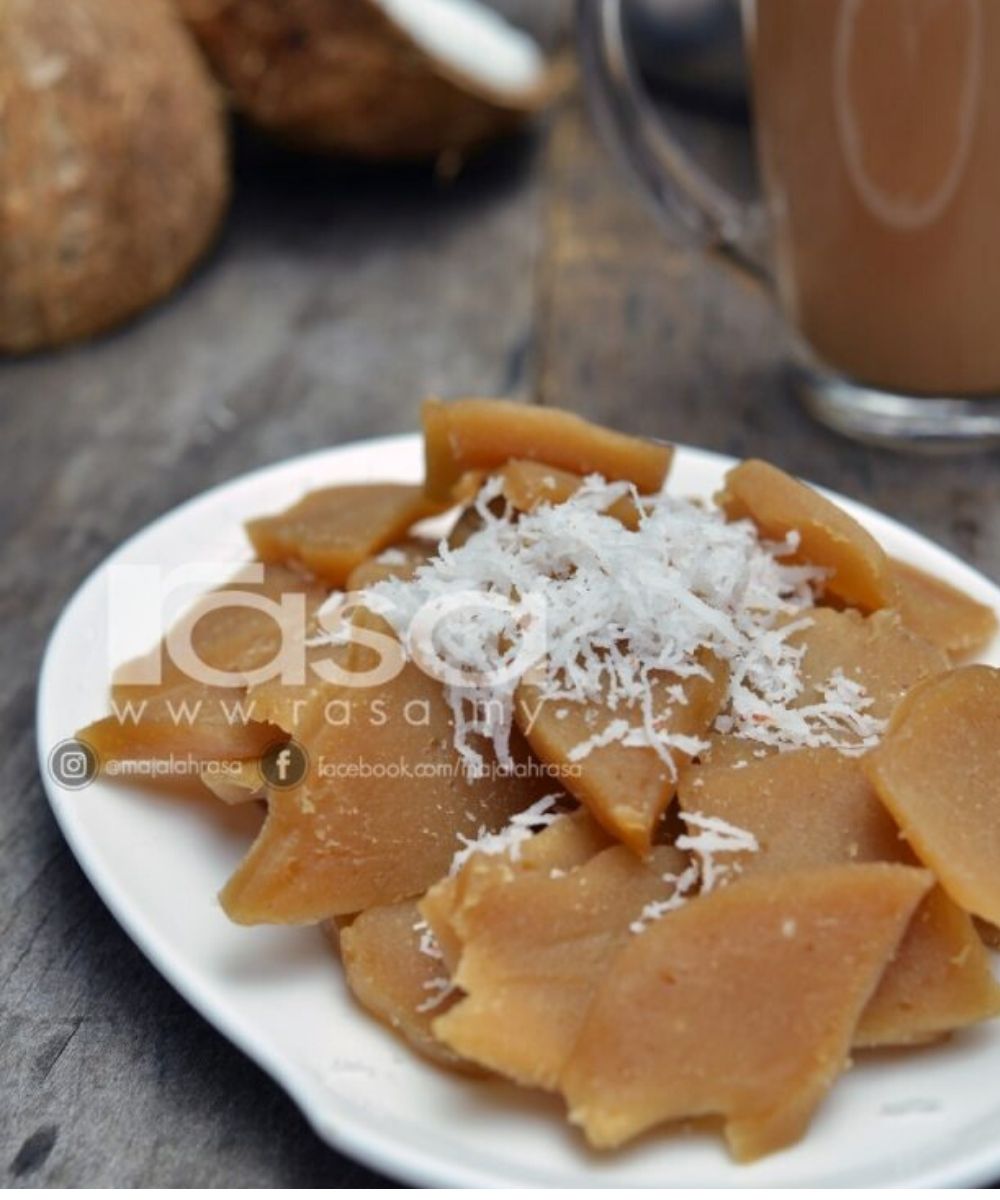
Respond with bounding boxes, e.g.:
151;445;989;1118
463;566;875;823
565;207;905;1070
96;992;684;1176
578;0;1000;449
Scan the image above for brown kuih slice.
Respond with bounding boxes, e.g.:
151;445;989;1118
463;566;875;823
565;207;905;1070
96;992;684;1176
692;734;778;771
220;613;555;923
246;484;441;586
148;563;326;680
497;460;641;528
891;559;998;661
977;920;1000;951
449;471;488;507
79;683;282;764
515;657;728;855
422;398;673;503
200;759;266;805
500;460;587;510
421;810;612;972
345;537;437;590
339;900;465;1070
245;637;349;740
858;888;1000;1047
248;587;436;740
347;814;611;1073
244;580;382;740
680;748;1000;1046
678;748;903;874
786;608;948;725
865;666;1000;926
432;845;687;1090
718;459;895;611
561;864;932;1161
78;565;325;766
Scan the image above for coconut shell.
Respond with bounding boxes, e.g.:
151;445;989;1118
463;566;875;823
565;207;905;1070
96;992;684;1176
0;0;229;353
174;0;550;160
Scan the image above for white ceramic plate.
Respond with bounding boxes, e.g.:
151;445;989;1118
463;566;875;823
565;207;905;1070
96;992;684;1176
37;435;1000;1188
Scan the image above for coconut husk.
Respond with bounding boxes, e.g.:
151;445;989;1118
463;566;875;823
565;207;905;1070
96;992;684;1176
0;0;229;353
175;0;552;160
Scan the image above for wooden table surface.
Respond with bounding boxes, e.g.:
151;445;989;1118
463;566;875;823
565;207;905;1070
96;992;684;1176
3;61;1000;1189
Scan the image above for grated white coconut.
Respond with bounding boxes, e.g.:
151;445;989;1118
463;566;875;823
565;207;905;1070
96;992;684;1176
630;811;759;934
376;548;410;566
448;793;562;876
368;474;884;776
677;810;760;892
413;916;443;961
415;974;456;1014
413;917;455;1013
630;861;701;935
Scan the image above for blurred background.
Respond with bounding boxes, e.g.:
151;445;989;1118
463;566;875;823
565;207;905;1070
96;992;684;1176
1;0;769;469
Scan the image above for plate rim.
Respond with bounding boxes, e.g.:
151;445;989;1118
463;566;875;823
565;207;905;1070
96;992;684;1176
35;432;1000;1188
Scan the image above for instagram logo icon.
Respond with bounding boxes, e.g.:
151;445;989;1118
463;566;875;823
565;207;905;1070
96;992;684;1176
47;738;100;790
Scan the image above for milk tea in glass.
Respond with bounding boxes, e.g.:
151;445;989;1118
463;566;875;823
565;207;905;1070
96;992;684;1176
579;0;1000;448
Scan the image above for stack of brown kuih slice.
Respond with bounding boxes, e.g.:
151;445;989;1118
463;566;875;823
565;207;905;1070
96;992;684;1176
79;398;1000;1163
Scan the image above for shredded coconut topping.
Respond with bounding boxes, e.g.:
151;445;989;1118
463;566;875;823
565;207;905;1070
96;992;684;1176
413;918;455;1013
415;975;455;1014
448;793;562;876
630;862;701;935
566;719;634;763
631;811;759;934
367;474;883;774
676;811;760;892
413;917;443;961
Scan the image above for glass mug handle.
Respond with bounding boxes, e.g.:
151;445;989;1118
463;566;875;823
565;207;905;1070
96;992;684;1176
576;0;769;282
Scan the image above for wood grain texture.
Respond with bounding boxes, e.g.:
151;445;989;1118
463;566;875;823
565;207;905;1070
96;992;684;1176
3;78;1000;1192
